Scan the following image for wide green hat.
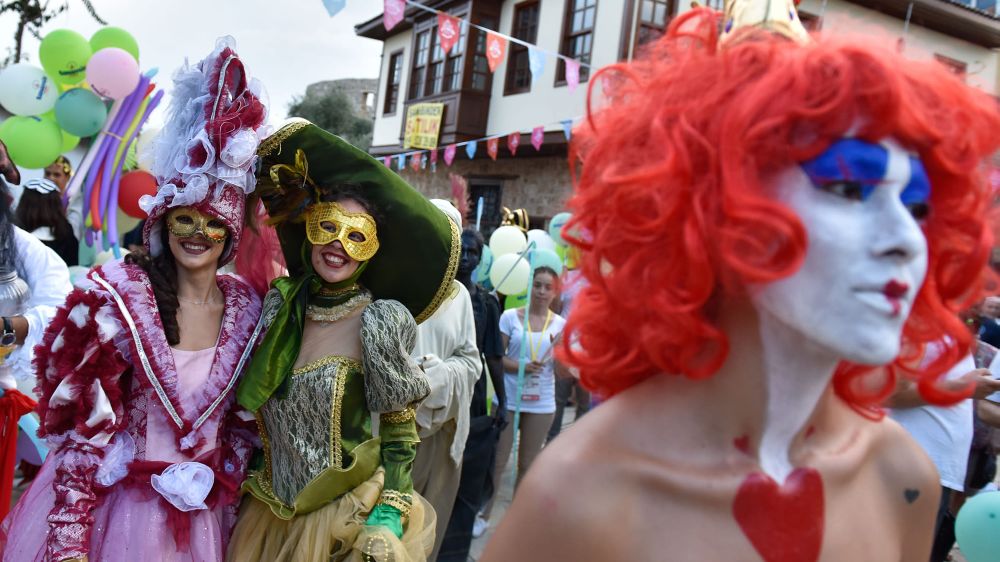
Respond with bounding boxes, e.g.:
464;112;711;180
256;119;459;322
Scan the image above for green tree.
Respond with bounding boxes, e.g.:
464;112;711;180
287;88;374;152
1;0;106;66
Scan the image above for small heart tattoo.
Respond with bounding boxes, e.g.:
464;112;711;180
904;489;920;504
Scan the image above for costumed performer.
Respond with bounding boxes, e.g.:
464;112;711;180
480;1;1000;561
0;36;268;561
230;119;460;562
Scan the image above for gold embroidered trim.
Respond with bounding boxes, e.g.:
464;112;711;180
378;489;413;519
254;413;283;505
306;292;373;323
380;407;415;425
258;119;311;158
330;361;348;469
293;354;362;376
415;219;461;323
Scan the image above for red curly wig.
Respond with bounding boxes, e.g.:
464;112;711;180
562;9;1000;416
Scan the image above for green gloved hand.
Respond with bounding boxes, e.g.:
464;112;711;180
366;504;404;538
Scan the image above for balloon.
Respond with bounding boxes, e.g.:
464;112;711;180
955;491;1000;562
0;116;63;169
118;170;157;218
0;64;58;116
474;244;494;285
530;248;563;275
549;212;572;246
38;29;92;85
489;225;527;258
135;125;160;171
61;130;80;152
87;48;140;100
527;229;556;252
89;27;139;62
55;88;107;137
490;253;531;295
505;291;528;310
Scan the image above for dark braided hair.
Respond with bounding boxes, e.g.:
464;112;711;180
125;227;181;345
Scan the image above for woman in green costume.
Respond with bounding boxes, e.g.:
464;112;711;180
227;120;460;562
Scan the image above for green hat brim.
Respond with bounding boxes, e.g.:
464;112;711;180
257;119;459;322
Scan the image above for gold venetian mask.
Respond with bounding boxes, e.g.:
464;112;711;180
166;208;229;244
305;201;379;261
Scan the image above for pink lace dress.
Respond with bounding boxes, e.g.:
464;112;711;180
0;261;262;562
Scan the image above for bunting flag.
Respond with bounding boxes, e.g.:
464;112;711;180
486;32;507;73
397;153;407;170
565;59;581;93
531;126;544;151
444;144;457;166
322;0;346;16
430;148;439;166
437;13;462;53
528;47;546;83
507;132;520;156
410;152;422;171
383;156;392;167
384;0;406;30
465;140;478;159
561;119;573;141
487;137;499;161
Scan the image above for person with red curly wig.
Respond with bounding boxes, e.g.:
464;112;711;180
480;2;1000;561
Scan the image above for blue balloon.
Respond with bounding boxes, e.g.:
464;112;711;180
55;87;107;137
548;212;572;246
530;248;563;275
474;245;494;285
955;491;1000;562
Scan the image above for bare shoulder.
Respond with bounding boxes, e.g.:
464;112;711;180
480;397;641;561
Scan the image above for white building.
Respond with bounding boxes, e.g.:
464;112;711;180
356;0;1000;230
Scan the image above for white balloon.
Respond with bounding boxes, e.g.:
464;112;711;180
489;225;527;257
135;126;160;171
0;64;58;116
526;229;556;252
489;253;531;295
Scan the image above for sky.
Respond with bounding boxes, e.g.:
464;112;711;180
0;0;386;127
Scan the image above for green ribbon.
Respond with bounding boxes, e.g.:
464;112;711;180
236;239;370;412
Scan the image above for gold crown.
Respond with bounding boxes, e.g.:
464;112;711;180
719;0;811;44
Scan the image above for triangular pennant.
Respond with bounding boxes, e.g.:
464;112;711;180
396;153;406;170
437;13;462;54
444;144;457;166
430;148;439;165
528;47;546;83
531;126;544;151
486;32;507;73
322;0;346;17
411;152;422;171
465;141;478;160
384;0;405;31
383;156;392;168
487;137;499;161
507;132;521;156
565;59;581;93
561;119;573;141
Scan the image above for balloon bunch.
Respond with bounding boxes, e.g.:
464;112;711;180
0;27;140;170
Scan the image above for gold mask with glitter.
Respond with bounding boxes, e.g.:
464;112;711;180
166;208;229;244
306;202;379;261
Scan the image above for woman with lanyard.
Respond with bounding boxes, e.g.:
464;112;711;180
481;266;566;525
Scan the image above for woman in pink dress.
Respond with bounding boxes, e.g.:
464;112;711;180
0;37;268;561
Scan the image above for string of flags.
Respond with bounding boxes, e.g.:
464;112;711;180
383;117;580;173
379;0;588;93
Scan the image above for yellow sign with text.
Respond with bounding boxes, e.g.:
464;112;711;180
403;103;445;150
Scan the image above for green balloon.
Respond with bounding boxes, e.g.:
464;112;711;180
955;492;1000;562
38;29;92;85
55;88;107;137
39;111;79;152
0;116;63;169
90;27;139;62
505;291;528;310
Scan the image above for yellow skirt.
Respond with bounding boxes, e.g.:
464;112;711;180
227;468;435;562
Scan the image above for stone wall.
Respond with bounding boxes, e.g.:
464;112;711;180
393;153;573;228
304;78;378;118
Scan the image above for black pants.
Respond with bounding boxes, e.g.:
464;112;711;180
930;486;956;562
437;415;501;562
547;377;590;441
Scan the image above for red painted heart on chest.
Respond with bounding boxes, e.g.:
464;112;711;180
732;467;824;562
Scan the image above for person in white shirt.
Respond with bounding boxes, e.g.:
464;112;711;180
411;200;483;560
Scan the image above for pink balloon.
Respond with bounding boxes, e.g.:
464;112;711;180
86;47;139;100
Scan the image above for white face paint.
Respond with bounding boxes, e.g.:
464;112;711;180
751;138;930;366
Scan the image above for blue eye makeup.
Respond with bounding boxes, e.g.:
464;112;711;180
799;139;931;217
